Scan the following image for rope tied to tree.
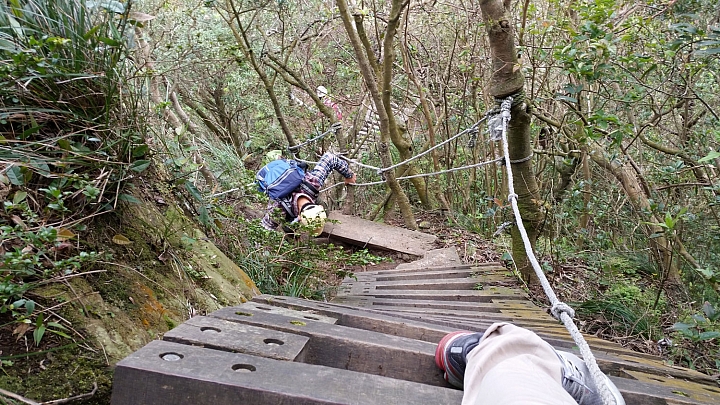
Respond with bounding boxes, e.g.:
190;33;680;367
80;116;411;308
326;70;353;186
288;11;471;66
320;157;503;193
498;95;618;405
375;116;487;175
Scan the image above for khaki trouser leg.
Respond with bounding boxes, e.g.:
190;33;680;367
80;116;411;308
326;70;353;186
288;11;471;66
461;322;577;405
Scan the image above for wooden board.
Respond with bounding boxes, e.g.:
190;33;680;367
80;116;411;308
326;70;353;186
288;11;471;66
112;261;720;405
323;211;436;256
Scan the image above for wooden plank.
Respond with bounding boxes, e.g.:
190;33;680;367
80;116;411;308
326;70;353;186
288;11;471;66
610;373;719;404
209;305;446;386
323;211;436;256
357;262;501;276
253;295;456;343
368;270;510;282
332;297;537;311
238;301;338;324
334;288;527;302
253;296;704;382
163;316;310;361
111;340;464;405
345;277;516;292
367;306;560;328
395;247;462;269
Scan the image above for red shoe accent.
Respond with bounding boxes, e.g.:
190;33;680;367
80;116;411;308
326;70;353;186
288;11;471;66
435;330;471;371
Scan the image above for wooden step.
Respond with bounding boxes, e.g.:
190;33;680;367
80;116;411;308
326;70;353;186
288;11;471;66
111;261;720;405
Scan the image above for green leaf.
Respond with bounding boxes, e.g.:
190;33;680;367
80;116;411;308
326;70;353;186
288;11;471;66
6;165;25;185
30;158;51;177
184;181;203;202
664;213;676;230
696;267;715;280
98;37;122;47
33;325;46;346
118;194;141;204
57;139;71;150
25;300;35;315
698;331;720;341
33;313;45;346
7;13;23;40
563;83;584;95
132;144;149;158
130;160;151;172
198;205;211;227
47;322;68;331
10;299;26;310
86;1;126;13
692;314;707;323
702;301;717;321
83;24;101;41
698;151;720;163
13;191;27;204
695;47;720;56
671;322;691;332
555;95;578;104
21;126;41;138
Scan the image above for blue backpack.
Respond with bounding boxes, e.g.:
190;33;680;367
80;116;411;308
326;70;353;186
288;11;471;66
256;159;306;200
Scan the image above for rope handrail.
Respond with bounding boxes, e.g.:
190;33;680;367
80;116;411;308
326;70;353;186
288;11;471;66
376;116;487;174
320;157;503;193
287;123;341;153
498;97;617;405
289;117;488;175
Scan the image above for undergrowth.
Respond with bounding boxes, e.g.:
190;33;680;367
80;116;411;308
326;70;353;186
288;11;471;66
1;0;143;381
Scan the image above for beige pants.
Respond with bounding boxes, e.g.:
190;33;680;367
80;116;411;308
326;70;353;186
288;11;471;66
462;322;577;405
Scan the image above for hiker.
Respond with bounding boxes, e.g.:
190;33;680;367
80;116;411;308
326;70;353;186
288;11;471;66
435;322;626;405
317;85;342;121
259;152;356;236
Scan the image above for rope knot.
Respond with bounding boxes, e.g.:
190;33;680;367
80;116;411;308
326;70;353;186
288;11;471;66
507;193;518;201
551;302;575;320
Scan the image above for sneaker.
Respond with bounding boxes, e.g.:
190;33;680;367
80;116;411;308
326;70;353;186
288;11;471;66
434;331;483;389
555;351;625;405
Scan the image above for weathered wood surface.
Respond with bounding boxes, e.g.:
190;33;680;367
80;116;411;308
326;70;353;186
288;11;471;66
112;258;720;405
323;211;437;256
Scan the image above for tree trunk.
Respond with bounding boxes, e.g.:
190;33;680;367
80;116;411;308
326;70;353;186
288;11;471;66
588;144;680;282
134;27;216;187
479;0;542;284
336;0;417;229
218;1;297;149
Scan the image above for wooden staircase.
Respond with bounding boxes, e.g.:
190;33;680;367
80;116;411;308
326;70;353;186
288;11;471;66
111;257;720;404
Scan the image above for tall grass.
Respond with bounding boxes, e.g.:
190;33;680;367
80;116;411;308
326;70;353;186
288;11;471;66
1;0;128;126
0;0;142;343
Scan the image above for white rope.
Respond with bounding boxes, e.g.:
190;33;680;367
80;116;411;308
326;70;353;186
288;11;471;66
290;117;487;176
287;123;341;153
339;155;382;171
320;157;502;193
498;97;617;405
376;117;486;174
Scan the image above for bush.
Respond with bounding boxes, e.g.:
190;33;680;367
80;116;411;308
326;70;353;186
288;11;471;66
0;0;140;344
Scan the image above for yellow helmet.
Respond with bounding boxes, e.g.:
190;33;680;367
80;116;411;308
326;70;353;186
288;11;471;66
299;204;327;236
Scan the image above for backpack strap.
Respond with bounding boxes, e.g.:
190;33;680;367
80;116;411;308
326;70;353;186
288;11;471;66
298;180;319;199
278;196;295;220
277;182;319;219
